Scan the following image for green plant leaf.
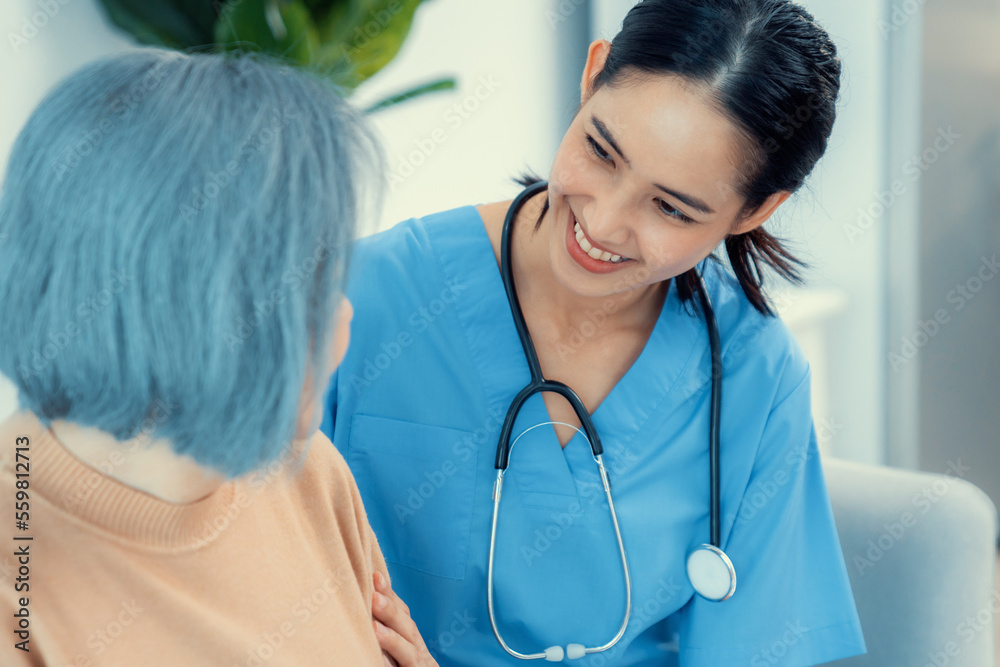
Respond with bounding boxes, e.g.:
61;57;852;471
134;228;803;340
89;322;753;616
214;0;280;53
214;0;321;64
364;76;456;113
96;0;219;47
314;0;424;88
95;0;454;110
277;2;321;65
316;0;374;46
341;0;423;84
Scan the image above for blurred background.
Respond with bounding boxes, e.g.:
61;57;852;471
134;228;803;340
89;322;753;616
0;0;997;661
1;0;997;505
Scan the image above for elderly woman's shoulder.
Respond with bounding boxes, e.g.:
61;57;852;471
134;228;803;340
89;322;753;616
289;430;375;539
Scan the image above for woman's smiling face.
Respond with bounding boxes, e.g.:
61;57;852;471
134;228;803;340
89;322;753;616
544;40;788;299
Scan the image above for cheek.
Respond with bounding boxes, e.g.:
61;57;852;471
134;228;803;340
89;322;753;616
636;225;717;275
549;141;597;194
330;322;350;371
637;233;681;277
328;298;353;372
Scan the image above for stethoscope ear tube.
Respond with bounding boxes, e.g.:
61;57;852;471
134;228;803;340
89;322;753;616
488;444;632;661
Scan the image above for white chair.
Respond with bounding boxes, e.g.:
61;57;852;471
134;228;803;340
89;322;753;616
822;457;999;666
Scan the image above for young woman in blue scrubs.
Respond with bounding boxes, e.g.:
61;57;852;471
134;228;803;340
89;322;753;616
333;1;867;664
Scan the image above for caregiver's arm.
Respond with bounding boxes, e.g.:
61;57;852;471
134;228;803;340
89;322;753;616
372;571;439;667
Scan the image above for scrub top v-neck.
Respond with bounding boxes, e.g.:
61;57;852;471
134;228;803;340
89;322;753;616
321;205;866;666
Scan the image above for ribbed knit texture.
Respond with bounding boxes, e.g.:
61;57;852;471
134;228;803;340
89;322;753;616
0;411;388;666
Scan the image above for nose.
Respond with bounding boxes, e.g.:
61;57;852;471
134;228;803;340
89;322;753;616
580;189;632;249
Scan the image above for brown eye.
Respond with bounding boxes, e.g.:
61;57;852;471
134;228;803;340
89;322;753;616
586;135;613;163
656;198;695;224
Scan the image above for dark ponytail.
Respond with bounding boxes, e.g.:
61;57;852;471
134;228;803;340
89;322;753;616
531;0;842;316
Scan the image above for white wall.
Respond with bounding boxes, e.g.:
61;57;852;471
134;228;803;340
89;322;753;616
788;0;893;465
918;0;1000;506
353;0;566;232
0;0;134;174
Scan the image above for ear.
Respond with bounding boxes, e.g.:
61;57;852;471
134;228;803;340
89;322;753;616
732;191;792;234
581;39;612;102
294;297;353;440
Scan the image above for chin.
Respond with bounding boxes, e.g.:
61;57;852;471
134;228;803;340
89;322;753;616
547;243;619;298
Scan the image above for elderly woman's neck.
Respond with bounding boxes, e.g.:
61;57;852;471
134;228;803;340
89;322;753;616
49;420;226;504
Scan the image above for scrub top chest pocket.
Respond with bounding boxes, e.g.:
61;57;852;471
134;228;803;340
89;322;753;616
347;414;480;580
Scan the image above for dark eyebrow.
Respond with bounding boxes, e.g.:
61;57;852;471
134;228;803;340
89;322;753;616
653;184;716;216
591;116;631;167
590;115;716;217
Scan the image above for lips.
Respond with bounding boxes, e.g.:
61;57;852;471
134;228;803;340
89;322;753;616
574;222;624;263
564;209;630;274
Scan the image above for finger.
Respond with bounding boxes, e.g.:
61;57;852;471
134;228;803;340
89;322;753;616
373;589;422;648
375;571;411;617
375;619;418;667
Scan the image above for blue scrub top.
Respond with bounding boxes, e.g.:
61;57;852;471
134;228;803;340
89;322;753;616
321;205;866;666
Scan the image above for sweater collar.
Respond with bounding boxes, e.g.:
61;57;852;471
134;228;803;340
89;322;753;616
2;411;240;552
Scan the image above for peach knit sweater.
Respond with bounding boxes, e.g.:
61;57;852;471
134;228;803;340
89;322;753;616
0;411;388;666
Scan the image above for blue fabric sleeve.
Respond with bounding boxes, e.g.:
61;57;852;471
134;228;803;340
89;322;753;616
677;371;866;666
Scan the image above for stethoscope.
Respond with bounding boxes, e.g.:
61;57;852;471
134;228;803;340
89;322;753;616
486;182;736;663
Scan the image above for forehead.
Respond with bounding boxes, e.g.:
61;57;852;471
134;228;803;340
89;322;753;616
585;74;746;204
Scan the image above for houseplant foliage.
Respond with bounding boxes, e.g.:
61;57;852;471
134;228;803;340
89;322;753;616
95;0;455;111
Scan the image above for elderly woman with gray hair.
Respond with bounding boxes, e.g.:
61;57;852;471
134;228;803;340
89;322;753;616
0;49;427;666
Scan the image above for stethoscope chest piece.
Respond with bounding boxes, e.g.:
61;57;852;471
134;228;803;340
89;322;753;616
686;544;737;601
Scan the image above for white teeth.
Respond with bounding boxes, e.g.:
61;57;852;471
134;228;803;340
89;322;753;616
573;221;625;264
574;223;593;253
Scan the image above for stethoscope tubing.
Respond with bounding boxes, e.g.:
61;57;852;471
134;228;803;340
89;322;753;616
489;181;631;660
487;181;727;661
693;271;723;548
488;423;632;660
495;181;722;548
